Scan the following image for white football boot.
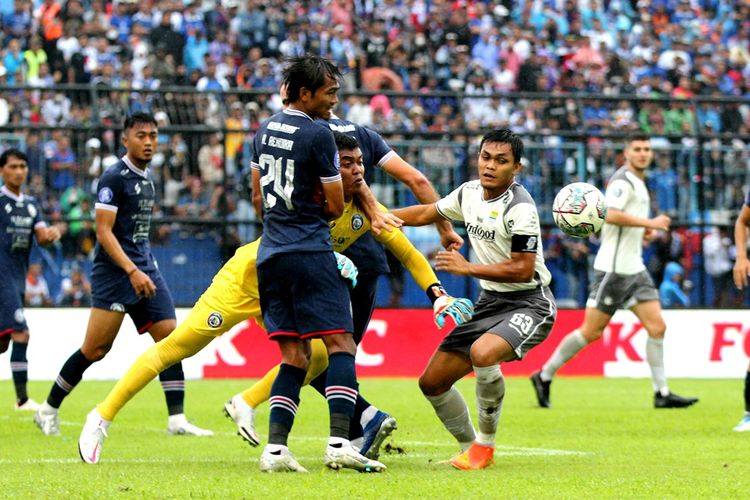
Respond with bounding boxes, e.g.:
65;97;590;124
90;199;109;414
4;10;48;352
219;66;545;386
167;413;214;436
324;442;386;473
223;394;260;446
78;408;109;464
15;398;40;411
33;402;60;436
259;446;308;473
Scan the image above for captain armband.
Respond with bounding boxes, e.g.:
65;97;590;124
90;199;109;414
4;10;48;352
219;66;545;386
511;234;539;253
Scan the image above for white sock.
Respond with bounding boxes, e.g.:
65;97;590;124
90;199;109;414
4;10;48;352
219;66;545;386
40;401;57;414
474;365;504;448
327;436;349;447
646;337;669;395
425;387;476;449
360;405;378;428
541;330;588;381
265;443;288;453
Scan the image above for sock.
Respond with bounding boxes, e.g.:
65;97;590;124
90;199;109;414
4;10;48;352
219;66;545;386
473;365;505;447
744;371;750;413
97;327;212;421
10;342;29;405
646;337;669;396
268;363;306;446
310;368;368;441
541;329;588;381
47;349;94;409
159;362;185;416
325;352;358;440
425;387;476;450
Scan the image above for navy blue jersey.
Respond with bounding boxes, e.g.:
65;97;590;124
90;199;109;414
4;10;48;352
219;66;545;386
320;116;394;275
252;108;341;263
0;186;45;291
93;157;157;273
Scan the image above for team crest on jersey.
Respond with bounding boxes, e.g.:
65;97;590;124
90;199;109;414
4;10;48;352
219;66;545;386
351;214;363;231
14;308;25;324
27;204;37;218
98;187;113;203
207;312;223;328
110;302;125;312
4;203;11;213
134;183;141;195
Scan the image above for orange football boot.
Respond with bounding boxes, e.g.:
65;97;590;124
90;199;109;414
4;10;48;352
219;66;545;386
449;443;495;470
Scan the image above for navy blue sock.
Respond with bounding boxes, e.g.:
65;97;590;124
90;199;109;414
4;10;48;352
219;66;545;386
10;342;29;405
268;363;306;446
159;362;185;416
311;369;367;440
745;371;750;413
325;352;358;439
47;349;94;409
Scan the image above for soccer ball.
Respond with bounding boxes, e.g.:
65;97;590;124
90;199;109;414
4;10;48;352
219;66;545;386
552;182;607;238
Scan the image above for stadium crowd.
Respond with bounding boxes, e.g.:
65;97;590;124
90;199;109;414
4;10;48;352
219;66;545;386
0;0;749;306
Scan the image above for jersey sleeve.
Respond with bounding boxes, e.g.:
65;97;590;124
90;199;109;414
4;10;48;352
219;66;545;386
381;225;439;291
363;127;396;168
95;170;123;213
250;132;261;171
605;178;633;211
31;199;46;229
312;127;341;183
507;203;541;253
435;184;466;222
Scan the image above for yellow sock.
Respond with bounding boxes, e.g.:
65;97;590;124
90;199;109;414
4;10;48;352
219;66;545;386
97;325;213;421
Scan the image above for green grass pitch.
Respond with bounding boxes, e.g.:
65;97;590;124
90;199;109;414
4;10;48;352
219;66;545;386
1;377;748;498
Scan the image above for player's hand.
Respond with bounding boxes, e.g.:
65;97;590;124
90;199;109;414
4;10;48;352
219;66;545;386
129;269;156;298
45;226;62;242
370;211;403;235
434;249;471;275
334;251;358;288
733;258;750;290
440;227;464;251
649;214;671;231
433;295;474;329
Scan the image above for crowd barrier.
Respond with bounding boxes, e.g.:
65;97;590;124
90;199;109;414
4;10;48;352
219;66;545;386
2;308;748;381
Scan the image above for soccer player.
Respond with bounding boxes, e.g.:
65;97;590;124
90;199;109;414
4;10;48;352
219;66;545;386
390;128;557;470
34;113;212;438
226;133;473;460
731;191;750;431
76;133;473;465
530;134;698;409
0;149;61;410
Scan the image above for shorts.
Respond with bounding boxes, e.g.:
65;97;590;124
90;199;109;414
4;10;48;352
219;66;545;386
92;268;176;334
350;273;380;345
257;251;353;340
439;287;557;360
586;270;659;315
0;287;27;336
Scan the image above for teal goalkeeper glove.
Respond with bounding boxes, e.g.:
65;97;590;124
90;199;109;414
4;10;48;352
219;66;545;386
334;251;358;288
427;283;474;329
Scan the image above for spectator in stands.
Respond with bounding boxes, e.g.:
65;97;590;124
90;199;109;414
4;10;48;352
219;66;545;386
703;227;736;308
659;262;690;309
198;132;224;190
58;266;91;307
25;263;53;307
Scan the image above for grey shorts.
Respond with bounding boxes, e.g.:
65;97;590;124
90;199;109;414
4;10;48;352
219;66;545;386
439;287;557;360
586;270;659;315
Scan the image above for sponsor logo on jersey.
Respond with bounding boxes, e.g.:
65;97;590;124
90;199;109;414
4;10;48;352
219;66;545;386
14;308;25;324
328;123;356;134
466;222;496;240
135;183;141;195
268;122;300;134
110;302;125;313
207;312;224;328
351;214;364;231
98;187;113;203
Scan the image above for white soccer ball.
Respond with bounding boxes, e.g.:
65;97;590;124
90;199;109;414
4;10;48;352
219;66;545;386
552;182;607;238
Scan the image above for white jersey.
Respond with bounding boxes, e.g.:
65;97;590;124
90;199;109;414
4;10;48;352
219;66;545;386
594;167;649;274
436;180;551;293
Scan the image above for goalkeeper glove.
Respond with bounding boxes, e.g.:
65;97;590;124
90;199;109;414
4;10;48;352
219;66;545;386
334;251;358;288
427;283;475;329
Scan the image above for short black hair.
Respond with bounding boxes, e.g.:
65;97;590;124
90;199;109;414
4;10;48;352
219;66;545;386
333;131;359;151
625;132;651;144
479;128;524;164
123;112;157;132
0;148;28;168
282;56;341;104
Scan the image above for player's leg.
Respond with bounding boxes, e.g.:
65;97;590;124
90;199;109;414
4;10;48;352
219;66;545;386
631;298;698;408
35;308;124;436
734;362;750;431
10;330;38;410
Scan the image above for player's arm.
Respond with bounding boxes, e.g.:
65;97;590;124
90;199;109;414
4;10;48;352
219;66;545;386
382;153;463;250
435;247;536;283
95;209;156;298
390;203;443;226
251;168;263;221
733;204;750;289
606;208;671;231
356;182;403;234
321;179;345;219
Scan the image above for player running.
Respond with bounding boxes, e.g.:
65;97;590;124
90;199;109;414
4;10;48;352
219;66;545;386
35;113;212;439
391;128;557;470
731;187;750;431
530;133;698;409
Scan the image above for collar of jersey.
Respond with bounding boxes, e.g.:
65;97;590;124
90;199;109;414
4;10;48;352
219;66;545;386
482;181;516;203
283;108;314;121
0;185;24;202
121;155;148;178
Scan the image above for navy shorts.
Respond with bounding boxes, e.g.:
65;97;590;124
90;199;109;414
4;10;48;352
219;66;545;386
0;286;27;336
92;267;176;334
258;251;353;340
350;273;379;345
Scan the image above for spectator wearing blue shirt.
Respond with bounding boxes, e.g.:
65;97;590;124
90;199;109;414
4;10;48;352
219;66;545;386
649;153;678;215
659;262;690;308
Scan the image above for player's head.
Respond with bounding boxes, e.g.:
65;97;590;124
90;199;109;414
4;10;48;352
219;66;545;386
477;128;524;196
333;131;363;199
122;112;158;166
0;148;29;190
624;133;653;172
282;56;341;119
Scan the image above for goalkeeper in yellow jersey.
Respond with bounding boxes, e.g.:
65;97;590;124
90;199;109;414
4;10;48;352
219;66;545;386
77;132;473;465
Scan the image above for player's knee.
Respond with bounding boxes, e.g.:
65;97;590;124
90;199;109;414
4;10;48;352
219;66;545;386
82;344;112;362
418;374;450;397
322;333;356;355
647;322;666;339
0;337;9;354
580;328;602;343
